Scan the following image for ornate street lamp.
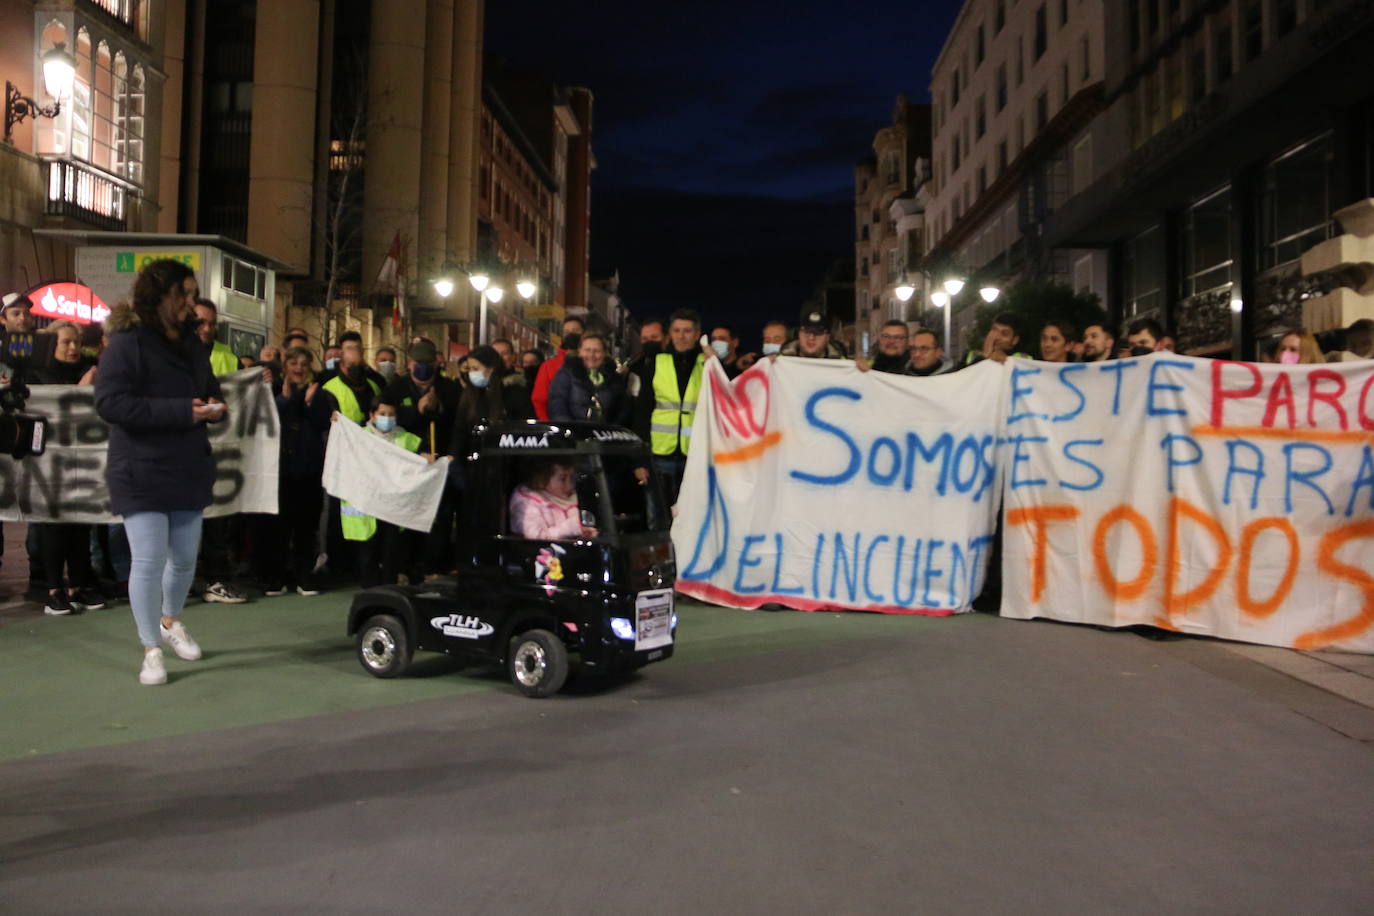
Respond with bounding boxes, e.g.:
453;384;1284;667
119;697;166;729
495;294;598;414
5;43;76;144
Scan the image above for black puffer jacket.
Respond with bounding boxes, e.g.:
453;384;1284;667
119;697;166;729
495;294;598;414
94;304;223;516
548;358;631;425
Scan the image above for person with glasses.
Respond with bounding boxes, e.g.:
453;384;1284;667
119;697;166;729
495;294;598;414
907;328;954;376
869;320;912;374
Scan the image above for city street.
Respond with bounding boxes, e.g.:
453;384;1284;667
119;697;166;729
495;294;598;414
3;592;1372;913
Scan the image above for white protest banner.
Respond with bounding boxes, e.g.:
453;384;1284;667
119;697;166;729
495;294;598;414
673;357;1007;614
0;367;280;523
999;353;1374;653
322;417;449;532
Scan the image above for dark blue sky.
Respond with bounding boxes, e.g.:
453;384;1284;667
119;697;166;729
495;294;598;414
487;0;962;343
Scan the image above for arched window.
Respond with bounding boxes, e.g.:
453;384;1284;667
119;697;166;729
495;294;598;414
93;42;114;170
125;65;145;184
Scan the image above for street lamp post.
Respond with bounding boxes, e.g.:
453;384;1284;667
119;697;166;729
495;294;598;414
4;43;75;144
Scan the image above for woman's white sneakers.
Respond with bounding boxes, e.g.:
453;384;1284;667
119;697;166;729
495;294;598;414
160;620;202;660
139;621;203;683
139;648;167;685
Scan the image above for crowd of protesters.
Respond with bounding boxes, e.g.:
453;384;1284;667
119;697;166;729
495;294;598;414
4;258;1374;684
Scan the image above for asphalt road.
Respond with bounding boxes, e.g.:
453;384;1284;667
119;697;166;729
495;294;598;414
2;601;1372;913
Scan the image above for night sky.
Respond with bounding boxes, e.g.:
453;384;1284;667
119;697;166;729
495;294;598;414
485;0;961;346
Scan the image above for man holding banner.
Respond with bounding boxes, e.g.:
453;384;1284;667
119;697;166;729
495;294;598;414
632;308;708;506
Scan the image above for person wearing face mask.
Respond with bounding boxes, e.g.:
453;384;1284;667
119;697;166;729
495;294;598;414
620;317;666;402
1275;328;1324;364
708;325;749;379
318;345;343;380
451;345;533;460
520;348;544;387
531;316;587;420
342;396;433;587
548;331;631;424
385;339;462;579
95;259;228;685
374;346;399;382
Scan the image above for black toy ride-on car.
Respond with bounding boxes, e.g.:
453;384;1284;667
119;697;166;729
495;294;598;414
347;419;677;697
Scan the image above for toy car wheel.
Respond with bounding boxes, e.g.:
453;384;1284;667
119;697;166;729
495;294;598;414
507;628;569;698
357;614;411;678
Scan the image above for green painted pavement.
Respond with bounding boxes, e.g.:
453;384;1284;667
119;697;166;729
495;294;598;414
0;593;960;761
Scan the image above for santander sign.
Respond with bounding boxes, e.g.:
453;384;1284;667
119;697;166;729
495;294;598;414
28;282;111;325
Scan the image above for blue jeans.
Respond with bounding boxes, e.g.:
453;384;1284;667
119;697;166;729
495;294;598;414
125;510;203;647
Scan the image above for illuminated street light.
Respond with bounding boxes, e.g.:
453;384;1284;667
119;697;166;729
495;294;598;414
942;278;965;296
930;290;950;308
485;286;504;304
516;278;537;300
894;281;916;302
1229;297;1244;313
42;43;76;101
432;278;455;299
979;286;1001;303
468;271;490;293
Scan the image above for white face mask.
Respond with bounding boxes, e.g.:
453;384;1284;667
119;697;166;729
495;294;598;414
325;357;339;371
374;415;396;433
711;340;730;359
762;343;782;356
377;360;396;379
468;370;490;389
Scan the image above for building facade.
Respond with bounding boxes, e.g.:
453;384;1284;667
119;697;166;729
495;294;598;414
854;95;931;352
1045;0;1374;358
2;0;184;299
924;0;1107;355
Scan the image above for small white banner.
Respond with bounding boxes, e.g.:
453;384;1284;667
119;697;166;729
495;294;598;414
322;417;449;532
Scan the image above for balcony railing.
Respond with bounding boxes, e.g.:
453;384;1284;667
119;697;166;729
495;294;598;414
44;159;133;231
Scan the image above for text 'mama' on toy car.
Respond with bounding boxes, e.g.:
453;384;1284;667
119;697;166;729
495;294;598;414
347;419;677;697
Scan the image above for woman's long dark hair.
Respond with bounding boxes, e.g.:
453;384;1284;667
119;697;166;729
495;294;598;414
130;258;196;333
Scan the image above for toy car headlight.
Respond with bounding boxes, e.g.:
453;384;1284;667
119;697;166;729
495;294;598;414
671;613;678;629
610;617;635;640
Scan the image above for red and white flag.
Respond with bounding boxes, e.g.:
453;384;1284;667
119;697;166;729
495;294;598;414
375;231;406;330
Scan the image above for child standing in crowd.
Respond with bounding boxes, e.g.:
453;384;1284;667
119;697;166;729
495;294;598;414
341;396;432;587
95;259;226;686
509;461;597;540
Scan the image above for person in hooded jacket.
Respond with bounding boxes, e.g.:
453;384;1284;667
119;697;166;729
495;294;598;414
548;331;631;425
530;316;586;420
95;259;227;686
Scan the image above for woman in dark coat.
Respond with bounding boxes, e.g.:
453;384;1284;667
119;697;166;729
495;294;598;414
32;320;102;616
451;345;534;458
547;331;630;425
254;345;330;596
94;259;228;686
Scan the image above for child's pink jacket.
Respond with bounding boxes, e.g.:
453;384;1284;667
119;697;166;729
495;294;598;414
509;485;582;539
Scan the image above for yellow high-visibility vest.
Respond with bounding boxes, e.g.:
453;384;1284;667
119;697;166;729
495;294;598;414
323;375;381;424
341;427;422;541
649;351;703;456
210;341;239;376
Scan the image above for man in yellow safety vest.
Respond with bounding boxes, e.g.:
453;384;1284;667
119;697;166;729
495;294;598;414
322;336;382;424
631;307;707;506
194;299;241;376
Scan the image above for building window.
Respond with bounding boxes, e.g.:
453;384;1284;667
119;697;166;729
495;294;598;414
1259;134;1335;269
1034;5;1048;60
1129;1;1140;51
975;25;985;66
952;69;961;106
1124;224;1164;315
996;65;1008;112
1034;91;1049;132
952;135;962;171
975;97;986;139
1215;25;1233;85
1243;0;1263;61
1072;134;1092;195
1191;41;1207;102
1081;37;1091;82
1148;0;1160;35
1276;0;1297;37
1061;63;1070;105
1060;0;1069;26
1015;39;1025;86
1166;54;1184;121
1182;187;1233;297
997;139;1008;173
995;0;1006;33
977;166;987;195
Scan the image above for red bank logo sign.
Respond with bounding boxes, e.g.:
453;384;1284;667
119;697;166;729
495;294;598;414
28;282;111;325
